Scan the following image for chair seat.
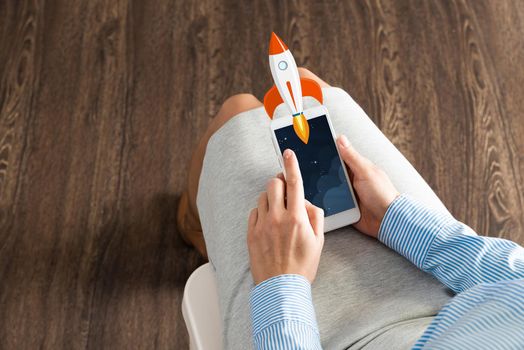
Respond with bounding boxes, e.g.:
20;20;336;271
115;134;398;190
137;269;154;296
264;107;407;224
182;263;223;350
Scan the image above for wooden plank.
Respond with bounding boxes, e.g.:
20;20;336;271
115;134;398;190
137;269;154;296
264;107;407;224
0;0;523;348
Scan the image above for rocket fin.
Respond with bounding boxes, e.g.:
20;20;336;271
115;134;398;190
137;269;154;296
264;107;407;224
264;78;323;119
263;85;283;119
300;78;323;104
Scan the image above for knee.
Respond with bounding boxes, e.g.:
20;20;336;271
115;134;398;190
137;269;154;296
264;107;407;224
219;93;262;119
297;67;330;88
221;93;260;112
297;67;313;77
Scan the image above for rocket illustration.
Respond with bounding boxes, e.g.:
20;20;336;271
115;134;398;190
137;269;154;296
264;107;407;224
264;32;323;144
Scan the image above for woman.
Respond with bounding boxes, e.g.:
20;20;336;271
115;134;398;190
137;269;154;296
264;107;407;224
178;69;524;349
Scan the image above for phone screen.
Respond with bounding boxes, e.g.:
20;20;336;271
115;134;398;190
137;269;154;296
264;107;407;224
274;115;356;216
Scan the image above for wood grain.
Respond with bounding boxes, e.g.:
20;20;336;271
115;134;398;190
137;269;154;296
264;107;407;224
0;0;523;348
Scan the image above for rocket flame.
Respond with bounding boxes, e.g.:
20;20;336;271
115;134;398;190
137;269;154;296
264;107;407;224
293;113;310;144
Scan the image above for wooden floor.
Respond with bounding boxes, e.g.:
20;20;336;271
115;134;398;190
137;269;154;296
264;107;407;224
1;0;523;348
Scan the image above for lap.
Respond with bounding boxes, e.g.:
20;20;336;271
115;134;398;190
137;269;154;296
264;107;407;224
197;87;452;349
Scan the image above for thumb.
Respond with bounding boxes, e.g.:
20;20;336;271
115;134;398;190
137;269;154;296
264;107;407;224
305;200;324;237
337;135;372;175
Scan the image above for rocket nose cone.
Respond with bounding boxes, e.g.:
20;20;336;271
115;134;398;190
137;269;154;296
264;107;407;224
269;32;288;55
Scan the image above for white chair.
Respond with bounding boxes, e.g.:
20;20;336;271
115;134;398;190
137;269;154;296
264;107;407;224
182;263;223;350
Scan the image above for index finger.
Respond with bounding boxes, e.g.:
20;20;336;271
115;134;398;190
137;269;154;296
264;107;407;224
283;149;305;212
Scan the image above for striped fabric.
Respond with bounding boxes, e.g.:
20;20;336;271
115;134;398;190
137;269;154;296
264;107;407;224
250;274;322;349
250;194;524;349
381;195;524;349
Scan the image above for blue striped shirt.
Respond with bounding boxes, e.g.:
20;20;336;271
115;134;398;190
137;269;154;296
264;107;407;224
250;194;524;349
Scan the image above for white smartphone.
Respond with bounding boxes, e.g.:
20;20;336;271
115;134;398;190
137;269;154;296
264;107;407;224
270;105;361;232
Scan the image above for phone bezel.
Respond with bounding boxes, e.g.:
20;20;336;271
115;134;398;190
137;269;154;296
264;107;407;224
270;105;361;232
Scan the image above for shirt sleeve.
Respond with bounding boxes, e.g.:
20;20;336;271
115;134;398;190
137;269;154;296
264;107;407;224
250;274;322;349
379;194;524;293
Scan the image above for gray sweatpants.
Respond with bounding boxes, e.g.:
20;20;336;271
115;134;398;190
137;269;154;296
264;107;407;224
197;87;453;349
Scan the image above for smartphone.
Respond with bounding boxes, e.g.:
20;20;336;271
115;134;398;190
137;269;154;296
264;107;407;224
270;105;361;232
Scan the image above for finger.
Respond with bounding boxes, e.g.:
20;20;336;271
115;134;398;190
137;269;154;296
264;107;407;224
257;192;268;220
248;208;258;229
282;149;305;212
246;208;258;251
305;201;324;236
276;172;285;181
337;135;373;175
346;165;355;183
266;177;285;211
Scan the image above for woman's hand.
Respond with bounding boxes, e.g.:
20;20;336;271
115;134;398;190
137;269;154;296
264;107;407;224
247;149;325;285
337;135;400;238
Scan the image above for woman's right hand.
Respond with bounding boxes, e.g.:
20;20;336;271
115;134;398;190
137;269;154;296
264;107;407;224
337;135;400;238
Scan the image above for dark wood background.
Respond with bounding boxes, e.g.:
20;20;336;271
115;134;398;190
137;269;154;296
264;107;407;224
1;0;523;348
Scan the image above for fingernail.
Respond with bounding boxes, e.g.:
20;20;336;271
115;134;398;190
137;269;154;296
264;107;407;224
283;149;293;159
339;135;350;148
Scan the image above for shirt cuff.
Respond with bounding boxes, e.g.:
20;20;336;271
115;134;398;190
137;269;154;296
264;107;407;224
378;194;454;268
250;274;319;338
